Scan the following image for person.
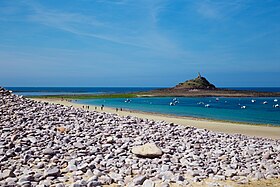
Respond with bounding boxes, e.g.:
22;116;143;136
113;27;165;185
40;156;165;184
116;108;118;112
120;108;122;111
95;106;97;110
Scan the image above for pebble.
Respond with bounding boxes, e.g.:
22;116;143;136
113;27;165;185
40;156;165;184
133;175;146;185
0;87;279;186
0;169;15;179
43;148;55;156
143;179;155;187
44;167;60;177
132;143;163;158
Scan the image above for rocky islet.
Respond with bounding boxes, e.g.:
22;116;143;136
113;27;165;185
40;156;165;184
0;87;280;186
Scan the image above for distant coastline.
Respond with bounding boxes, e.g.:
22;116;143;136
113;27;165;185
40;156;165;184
25;89;280;99
8;86;280;99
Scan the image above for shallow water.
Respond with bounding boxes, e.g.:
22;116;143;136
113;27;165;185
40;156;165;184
76;97;280;126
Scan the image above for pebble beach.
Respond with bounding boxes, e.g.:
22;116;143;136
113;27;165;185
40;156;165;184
1;87;280;186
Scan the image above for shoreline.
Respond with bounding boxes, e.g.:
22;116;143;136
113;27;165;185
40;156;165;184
32;98;280;139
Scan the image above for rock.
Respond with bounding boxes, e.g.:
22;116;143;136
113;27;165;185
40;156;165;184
161;171;174;180
56;127;68;133
106;136;115;143
224;169;237;177
27;136;37;143
159;181;170;187
36;162;45;169
73;142;85;149
34;173;43;181
85;169;94;178
108;172;123;182
237;177;249;184
143;179;155;187
6;149;15;157
77;163;88;172
56;183;65;187
43;148;55;156
253;172;264;180
131;143;163;158
67;160;78;171
5;177;18;186
98;175;112;185
161;165;170;172
262;152;272;159
87;181;101;187
213;175;226;181
0;155;7;162
93;169;102;177
0;169;15;179
87;175;98;182
44;167;60;177
172;175;185;182
133;175;146;185
18;175;33;185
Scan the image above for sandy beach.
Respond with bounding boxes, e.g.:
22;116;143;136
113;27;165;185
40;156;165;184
33;98;280;139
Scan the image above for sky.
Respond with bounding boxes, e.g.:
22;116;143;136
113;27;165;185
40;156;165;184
0;0;280;87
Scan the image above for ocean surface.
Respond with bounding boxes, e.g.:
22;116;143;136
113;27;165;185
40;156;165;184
7;87;280;126
7;87;160;96
76;97;280;126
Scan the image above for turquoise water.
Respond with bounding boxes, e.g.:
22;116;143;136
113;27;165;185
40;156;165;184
76;97;280;126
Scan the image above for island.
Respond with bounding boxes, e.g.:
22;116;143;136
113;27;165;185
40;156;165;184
28;73;280;99
144;73;280;97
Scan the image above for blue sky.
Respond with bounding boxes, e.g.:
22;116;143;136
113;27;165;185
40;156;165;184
0;0;280;87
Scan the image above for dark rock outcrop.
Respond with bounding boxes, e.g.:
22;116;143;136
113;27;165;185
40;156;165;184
174;73;216;90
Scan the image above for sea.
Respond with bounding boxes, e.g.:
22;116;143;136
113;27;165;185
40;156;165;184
7;87;280;126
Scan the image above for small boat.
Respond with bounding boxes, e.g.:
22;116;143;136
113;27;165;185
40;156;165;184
173;98;178;101
263;101;268;104
198;102;204;105
251;99;256;103
274;99;278;102
241;106;246;109
169;102;175;106
273;104;279;108
174;100;179;104
124;99;131;103
216;98;219;101
205;104;210;108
